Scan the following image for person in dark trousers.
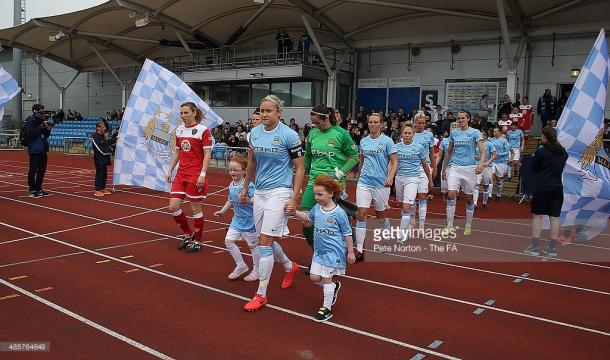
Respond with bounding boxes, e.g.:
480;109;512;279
25;104;52;198
92;120;116;197
537;89;557;129
524;126;568;257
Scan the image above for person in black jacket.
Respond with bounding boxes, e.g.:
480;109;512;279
25;104;52;198
524;126;568;257
92;120;116;196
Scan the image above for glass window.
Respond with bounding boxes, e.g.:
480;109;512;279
271;83;290;106
251;83;270;106
231;84;250;107
212;85;230;107
313;81;325;106
193;84;212;104
291;82;312;107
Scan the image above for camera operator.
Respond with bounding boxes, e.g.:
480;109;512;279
25;104;52;198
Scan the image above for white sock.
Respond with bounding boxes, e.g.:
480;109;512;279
257;246;274;297
487;183;493;196
446;199;456;228
466;203;475;227
245;236;260;272
497;181;504;197
473;186;480;206
272;242;292;271
323;283;336;310
225;241;246;267
378;217;390;231
409;205;417;225
482;188;489;205
418;200;427;227
355;221;366;252
400;211;411;230
509;166;513;178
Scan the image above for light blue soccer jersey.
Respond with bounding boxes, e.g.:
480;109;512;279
307;204;352;269
358;134;396;188
440;137;453;167
506;129;524;149
483;140;496;167
449;127;483;166
228;180;256;232
394;141;426;177
491;137;510;164
249;123;302;190
413;130;435;163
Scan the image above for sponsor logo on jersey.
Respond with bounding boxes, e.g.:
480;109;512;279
181;139;192;151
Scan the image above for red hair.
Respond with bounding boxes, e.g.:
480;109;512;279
229;155;248;171
313;175;343;201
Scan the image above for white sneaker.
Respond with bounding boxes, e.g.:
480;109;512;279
227;264;249;280
244;270;259;282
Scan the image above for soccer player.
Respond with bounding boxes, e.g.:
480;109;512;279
437;122;460;201
441;110;486;235
490;127;511;200
506;121;525;179
519;96;534;135
394;124;433;234
293;175;356;322
354;113;397;260
473;130;497;210
302;104;359;256
240;95;303;311
411;112;437;230
166;102;213;252
214;156;260;281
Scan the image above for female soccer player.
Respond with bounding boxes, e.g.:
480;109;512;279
302;104;359;254
411;112;437;229
239;95;304;311
506;121;525;179
437;122;460;201
166;102;213;252
441;110;486;235
473;130;497;210
214;156;260;281
394;124;433;234
293;175;356;322
524;127;568;257
354;113;397;260
490;127;511;200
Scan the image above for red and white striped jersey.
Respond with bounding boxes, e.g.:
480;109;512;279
175;122;212;176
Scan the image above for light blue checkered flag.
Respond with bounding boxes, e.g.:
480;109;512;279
113;59;223;192
556;29;610;241
0;65;22;120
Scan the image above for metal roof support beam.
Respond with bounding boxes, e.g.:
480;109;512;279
30;55;61;90
346;0;499;22
175;30;191;53
347;12;427;37
530;0;587;21
316;1;344;15
300;14;333;77
496;0;516;101
505;0;527;32
225;0;274;46
90;43;125;88
115;0;220;48
153;0;182;17
288;0;353;49
76;31;159;44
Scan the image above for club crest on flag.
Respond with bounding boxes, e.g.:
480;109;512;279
143;108;178;160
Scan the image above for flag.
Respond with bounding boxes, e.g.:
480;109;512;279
113;59;223;192
0;65;22;122
556;29;610;241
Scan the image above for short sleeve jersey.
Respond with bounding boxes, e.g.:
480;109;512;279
358;134;396;188
394;141;426;177
412;130;436;163
448;127;483;166
228;180;256;232
506;129;524;149
307;204;352;269
249;122;302;191
175;122;213;176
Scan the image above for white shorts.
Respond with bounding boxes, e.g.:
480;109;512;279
253;188;292;237
310;261;345;278
448;165;477;195
481;167;494;185
510;148;521;162
225;227;258;246
417;168;429;194
476;173;483;185
493;163;509;178
394;176;419;205
441;166;451;192
356;184;390;211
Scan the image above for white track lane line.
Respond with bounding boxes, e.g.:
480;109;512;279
0;278;174;359
1;198;610;336
0;221;461;360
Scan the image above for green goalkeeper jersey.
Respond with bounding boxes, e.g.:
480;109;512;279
304;125;359;185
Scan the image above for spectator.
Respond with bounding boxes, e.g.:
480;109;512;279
397;107;408;122
212;127;222;142
537;88;558;129
92;120;116;197
25;104;52;198
303;123;312;139
471;114;483;130
498;94;512;119
440;111;454;135
603;119;610;155
477;94;492;123
297;33;312;63
236;134;249;156
289;118;299;132
227;133;238;148
235;124;247;139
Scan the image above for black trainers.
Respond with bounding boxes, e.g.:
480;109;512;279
38;190;50;196
473;205;478;212
314;307;333;322
177;234;194;250
523;246;540;256
543;248;558;258
495;195;501;202
353;249;364;262
184;240;203;253
29;191;42;198
481;204;488;210
332;281;341;305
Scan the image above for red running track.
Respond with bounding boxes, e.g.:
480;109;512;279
0;151;609;359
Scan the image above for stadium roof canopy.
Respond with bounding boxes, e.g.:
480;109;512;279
0;0;609;72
